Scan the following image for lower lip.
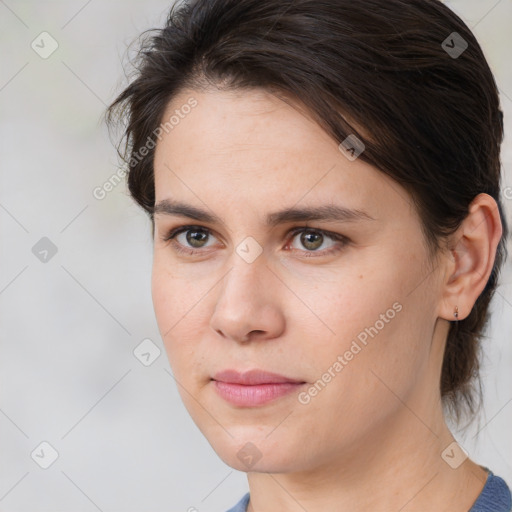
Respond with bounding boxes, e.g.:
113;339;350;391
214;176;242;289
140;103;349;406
212;380;304;407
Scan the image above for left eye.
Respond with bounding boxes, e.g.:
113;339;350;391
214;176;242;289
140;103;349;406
287;228;339;253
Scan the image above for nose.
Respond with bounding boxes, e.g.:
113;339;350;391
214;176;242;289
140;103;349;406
209;255;286;344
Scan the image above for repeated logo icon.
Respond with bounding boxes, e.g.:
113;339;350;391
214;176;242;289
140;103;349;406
441;32;468;59
133;338;161;367
32;237;58;263
237;442;263;469
31;441;59;469
31;32;59;59
339;134;365;162
236;236;263;264
441;441;469;469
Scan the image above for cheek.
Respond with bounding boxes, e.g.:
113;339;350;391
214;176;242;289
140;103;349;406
151;259;198;369
151;261;174;333
290;251;431;391
292;301;428;453
151;253;203;330
284;265;388;356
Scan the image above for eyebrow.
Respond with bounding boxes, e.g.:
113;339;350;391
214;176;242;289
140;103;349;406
153;199;375;227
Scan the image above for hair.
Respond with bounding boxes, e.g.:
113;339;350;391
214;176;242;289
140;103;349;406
105;0;508;423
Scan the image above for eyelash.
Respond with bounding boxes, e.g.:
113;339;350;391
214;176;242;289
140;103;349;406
160;225;349;258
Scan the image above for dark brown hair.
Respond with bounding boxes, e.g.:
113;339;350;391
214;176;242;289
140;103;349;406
105;0;508;422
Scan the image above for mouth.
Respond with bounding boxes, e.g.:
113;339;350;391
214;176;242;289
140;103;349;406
211;369;306;407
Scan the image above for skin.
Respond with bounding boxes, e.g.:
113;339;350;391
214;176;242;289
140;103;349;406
151;87;502;512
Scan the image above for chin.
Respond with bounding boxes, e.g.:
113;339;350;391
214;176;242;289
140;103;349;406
201;426;308;473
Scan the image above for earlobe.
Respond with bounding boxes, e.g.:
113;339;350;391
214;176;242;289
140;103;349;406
439;193;503;322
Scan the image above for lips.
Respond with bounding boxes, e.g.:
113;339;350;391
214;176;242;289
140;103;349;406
213;369;304;385
211;369;306;406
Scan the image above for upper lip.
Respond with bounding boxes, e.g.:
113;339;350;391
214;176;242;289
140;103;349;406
212;369;305;385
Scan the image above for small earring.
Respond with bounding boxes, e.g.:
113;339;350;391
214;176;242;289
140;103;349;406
454;305;459;319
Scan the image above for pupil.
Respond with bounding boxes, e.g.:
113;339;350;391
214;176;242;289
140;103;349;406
187;230;208;247
302;231;322;250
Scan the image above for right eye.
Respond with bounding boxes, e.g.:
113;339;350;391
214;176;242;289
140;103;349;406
161;225;220;255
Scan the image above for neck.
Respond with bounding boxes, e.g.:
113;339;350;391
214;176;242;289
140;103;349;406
246;393;487;512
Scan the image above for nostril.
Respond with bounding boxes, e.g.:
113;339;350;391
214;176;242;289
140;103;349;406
242;330;265;342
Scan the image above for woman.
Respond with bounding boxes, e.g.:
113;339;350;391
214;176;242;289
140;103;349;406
106;0;511;510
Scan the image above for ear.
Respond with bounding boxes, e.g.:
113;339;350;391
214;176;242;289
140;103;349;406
439;193;503;321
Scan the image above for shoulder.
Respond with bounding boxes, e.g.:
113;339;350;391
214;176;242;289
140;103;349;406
469;470;512;512
223;474;512;512
225;492;250;512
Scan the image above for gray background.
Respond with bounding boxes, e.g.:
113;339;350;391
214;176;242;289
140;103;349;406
0;1;511;511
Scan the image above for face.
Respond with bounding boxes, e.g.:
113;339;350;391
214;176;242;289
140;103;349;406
151;87;445;473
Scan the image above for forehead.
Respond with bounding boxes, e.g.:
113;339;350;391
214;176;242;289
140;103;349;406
152;87;411;223
157;87;332;161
